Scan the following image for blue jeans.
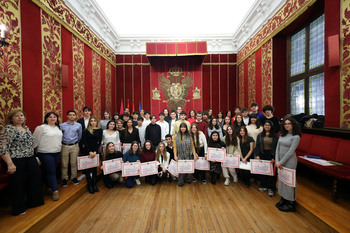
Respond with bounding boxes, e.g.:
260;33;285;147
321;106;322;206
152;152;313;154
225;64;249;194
38;152;61;191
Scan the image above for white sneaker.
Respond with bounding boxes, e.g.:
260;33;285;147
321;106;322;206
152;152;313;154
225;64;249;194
224;178;230;186
135;179;141;185
258;187;267;192
233;176;238;182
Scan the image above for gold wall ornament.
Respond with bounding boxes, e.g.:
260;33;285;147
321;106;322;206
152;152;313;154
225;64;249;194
159;66;193;110
152;88;161;100
192;87;201;99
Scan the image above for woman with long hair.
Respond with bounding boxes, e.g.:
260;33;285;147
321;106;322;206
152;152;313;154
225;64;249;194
207;108;214;120
173;123;198;186
33;112;62;201
238;126;254;187
275;117;301;212
120;119;140;144
155;142;171;181
0;110;44;215
102;120;120;146
122;141;141;188
99;110;112;130
216;110;224;128
222;116;231;136
113;112;120;121
246;114;263;144
141;140;157;185
191;123;208;184
187;110;197;125
233;114;245;135
208;118;223;140
81;116;103;194
163;108;171;123
222;125;241;186
116;119;124;135
255;120;279;197
208;131;226;185
101;142;123;188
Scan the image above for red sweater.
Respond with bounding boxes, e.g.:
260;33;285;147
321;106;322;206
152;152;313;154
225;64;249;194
194;120;208;137
140;151;155;163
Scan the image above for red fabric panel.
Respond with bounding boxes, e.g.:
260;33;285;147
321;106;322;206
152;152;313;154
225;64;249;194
272;36;287;118
142;55;148;63
211;65;219;114
309;135;339;160
84;45;93;111
100;58;106;114
142;65;151;111
220;65;228;112
211;54;219;63
146;43;156;55
157;43;166;55
229;54;236;62
111;65;116;113
177;43;187;55
61;27;73;119
229;65;236;111
255;48;262;108
328;35;340;67
133;54;141;63
202;64;211;111
244;60;249;109
21;0;42;129
116;55;124;63
203;54;210;63
324;0;340;127
197;42;207;54
133;64;142;112
166;43;176;55
187;42;196;54
116;64;124;113
335;140;350;165
124;55;132;63
297;134;314;153
220;54;228;63
124;65;133;109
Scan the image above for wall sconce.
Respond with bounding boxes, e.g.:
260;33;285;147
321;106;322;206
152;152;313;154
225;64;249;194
0;24;9;57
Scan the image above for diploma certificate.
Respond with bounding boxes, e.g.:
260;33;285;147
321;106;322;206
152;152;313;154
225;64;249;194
239;161;251;170
123;143;132;153
167;160;178;177
221;154;240;168
194;157;210;170
177;160;195;174
139;161;158;177
122;162;140;177
102;158;122;175
278;167;296;187
207;147;226;162
77;155;99;170
250;159;274;176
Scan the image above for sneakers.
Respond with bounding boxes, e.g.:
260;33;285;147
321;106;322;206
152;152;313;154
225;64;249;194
192;178;198;183
135;178;141;185
53;190;59;201
224;178;230;186
202;179;207;184
233;176;238;183
72;178;79;185
61;179;68;188
258;187;267;192
268;189;275;197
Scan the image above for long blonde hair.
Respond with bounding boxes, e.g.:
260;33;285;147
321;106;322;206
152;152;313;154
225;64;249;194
155;142;167;162
87;116;99;134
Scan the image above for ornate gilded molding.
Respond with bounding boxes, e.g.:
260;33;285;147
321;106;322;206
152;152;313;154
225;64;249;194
32;0;116;67
238;64;245;108
261;39;273;107
72;35;85;119
248;55;256;105
237;0;317;65
92;51;101;120
105;63;112;112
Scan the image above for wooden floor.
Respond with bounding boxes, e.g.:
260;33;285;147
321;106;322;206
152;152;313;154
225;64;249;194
1;173;349;233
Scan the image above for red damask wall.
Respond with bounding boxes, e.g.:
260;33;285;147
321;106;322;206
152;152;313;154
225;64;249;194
0;0;116;130
116;54;236;116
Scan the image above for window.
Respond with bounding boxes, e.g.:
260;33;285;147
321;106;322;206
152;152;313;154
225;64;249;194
288;14;325;115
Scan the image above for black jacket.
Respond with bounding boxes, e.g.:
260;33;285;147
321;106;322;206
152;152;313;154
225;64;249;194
145;123;161;147
254;133;278;160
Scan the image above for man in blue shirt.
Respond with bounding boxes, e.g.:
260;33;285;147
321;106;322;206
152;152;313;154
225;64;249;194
60;110;82;187
250;103;264;119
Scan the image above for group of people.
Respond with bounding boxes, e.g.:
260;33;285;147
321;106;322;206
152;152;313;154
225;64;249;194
0;103;301;216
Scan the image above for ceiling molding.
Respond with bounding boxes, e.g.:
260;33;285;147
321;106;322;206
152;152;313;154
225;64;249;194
64;0;286;55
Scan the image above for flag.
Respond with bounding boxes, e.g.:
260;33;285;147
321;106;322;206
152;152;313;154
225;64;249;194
139;102;141;111
127;99;130;109
132;100;135;113
120;99;124;115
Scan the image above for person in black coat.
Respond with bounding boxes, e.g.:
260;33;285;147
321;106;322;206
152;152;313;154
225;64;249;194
208;131;226;184
120;119;140;144
80;116;102;194
77;106;92;131
145;115;161;148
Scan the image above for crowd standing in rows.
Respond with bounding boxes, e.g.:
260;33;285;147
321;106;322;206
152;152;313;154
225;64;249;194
0;103;301;216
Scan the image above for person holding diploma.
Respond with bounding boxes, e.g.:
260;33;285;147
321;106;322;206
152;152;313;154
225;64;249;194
222;125;241;186
33;112;62;201
191;123;208;184
238;126;254;187
122;141;141;188
102;120;120;146
275;117;301;212
255;120;278;197
101;142;123;188
0;110;44;216
155;142;171;181
208;132;226;185
140;140;157;185
80;116;103;194
120;119;141;145
173;123;198;186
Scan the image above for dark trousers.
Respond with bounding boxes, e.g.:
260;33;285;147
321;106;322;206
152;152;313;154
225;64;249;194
10;157;44;215
194;147;206;181
38;152;61;191
145;175;157;185
240;170;251;186
125;176;139;188
259;150;277;190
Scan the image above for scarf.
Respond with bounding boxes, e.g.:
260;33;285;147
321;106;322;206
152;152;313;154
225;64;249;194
176;132;193;160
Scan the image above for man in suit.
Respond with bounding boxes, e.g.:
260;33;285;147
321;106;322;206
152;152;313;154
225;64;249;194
168;110;177;135
176;106;182;120
77;106;92;131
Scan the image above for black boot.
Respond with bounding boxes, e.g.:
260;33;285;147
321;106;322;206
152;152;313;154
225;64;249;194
211;173;216;185
86;174;95;194
278;201;296;212
92;174;99;192
275;197;286;208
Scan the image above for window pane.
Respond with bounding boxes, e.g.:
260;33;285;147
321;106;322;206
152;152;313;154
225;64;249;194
309;73;325;115
291;28;306;76
309;14;325;69
290;80;305;114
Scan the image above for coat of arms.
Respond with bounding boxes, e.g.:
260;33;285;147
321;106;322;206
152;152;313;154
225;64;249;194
159;66;193;110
